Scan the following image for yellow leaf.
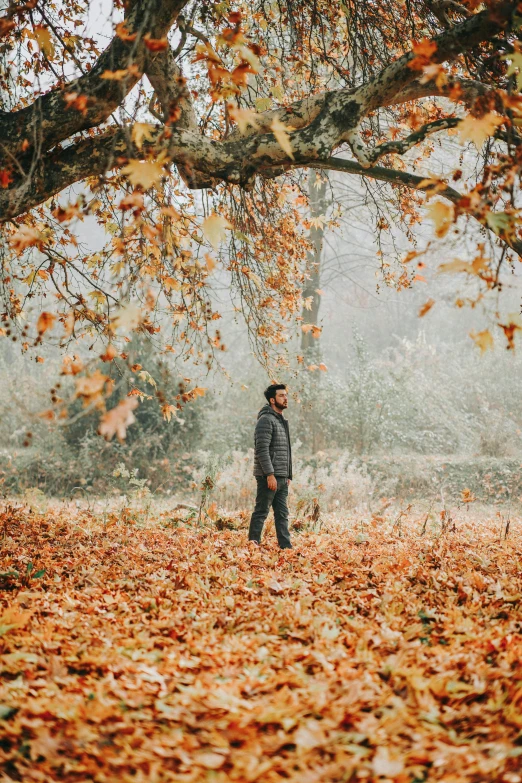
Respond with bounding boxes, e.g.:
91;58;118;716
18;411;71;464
34;25;54;57
132;123;156;150
163;277;181;292
122;159;163;190
427;200;454;238
255;96;272;112
438;255;488;276
271;118;294;159
485;211;516;238
502;51;522;91
470;329;494;353
228;106;261;135
205;254;216;272
202;214;233;250
100;69;131;80
162;404;177;422
458;112;504;148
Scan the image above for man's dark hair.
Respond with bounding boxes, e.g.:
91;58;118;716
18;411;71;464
264;383;287;403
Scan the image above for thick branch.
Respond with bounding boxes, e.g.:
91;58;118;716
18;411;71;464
367;117;461;165
144;46;197;132
357;2;516;115
305;157;522;258
0;0;188;163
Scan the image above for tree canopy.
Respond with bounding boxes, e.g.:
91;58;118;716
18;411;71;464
1;0;522;377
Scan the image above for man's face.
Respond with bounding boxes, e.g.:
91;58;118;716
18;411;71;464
272;389;288;410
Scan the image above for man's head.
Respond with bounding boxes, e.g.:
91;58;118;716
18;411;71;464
264;383;288;412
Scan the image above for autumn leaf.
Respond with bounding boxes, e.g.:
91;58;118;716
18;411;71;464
418;299;435;317
98;397;138;442
201;254;215;274
100;69;132;81
131;123;157;149
0;608;32;637
470;329;494;353
502;51;522;90
228;106;261;134
485;211;516;238
0;169;13;187
438;254;488;276
111;302;143;332
162;404;177;422
115;21;137;41
498;315;522;350
61;354;83;375
9;226;46;254
458;112;504;147
75;370;109;409
372;747;404;777
427;200;454;237
409;38;438;70
143;34;169;51
255;96;272;112
121;159;164;190
100;344;117;362
271;118;295;159
33;25;54;57
202;214;233;250
36;312;56;335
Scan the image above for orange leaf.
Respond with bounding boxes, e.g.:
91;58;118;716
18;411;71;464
98;397;138;442
143;34;168;51
418;299;435;317
37;311;56;335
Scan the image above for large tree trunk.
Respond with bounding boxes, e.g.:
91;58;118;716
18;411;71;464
301;171;327;359
299;171;328;454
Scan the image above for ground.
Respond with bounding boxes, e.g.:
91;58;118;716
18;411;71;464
0;501;521;782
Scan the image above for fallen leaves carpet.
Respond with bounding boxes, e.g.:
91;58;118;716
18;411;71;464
1;505;522;782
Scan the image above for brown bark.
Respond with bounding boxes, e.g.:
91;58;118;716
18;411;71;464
0;0;517;228
301;172;327;356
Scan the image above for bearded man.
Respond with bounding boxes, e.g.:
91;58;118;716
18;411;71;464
248;383;293;549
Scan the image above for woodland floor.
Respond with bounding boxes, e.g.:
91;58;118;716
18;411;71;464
0;502;522;783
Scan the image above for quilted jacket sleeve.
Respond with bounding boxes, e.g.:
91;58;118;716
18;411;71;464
254;415;275;476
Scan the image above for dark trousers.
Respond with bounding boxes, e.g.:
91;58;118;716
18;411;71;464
248;476;292;549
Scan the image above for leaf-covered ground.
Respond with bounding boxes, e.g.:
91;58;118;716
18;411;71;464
1;503;521;782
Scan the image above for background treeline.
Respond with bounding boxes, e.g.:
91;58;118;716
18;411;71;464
1;329;521;507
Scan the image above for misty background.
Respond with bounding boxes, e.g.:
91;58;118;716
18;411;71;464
2;163;522;512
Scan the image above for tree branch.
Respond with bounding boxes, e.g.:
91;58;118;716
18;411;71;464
367;117;461;165
305;157;522;258
0;0;189;162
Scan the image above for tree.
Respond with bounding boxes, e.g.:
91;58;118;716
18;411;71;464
1;0;521;371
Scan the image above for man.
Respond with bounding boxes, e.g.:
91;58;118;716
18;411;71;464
248;383;293;549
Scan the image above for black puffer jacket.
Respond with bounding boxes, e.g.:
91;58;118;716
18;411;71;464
253;404;293;479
